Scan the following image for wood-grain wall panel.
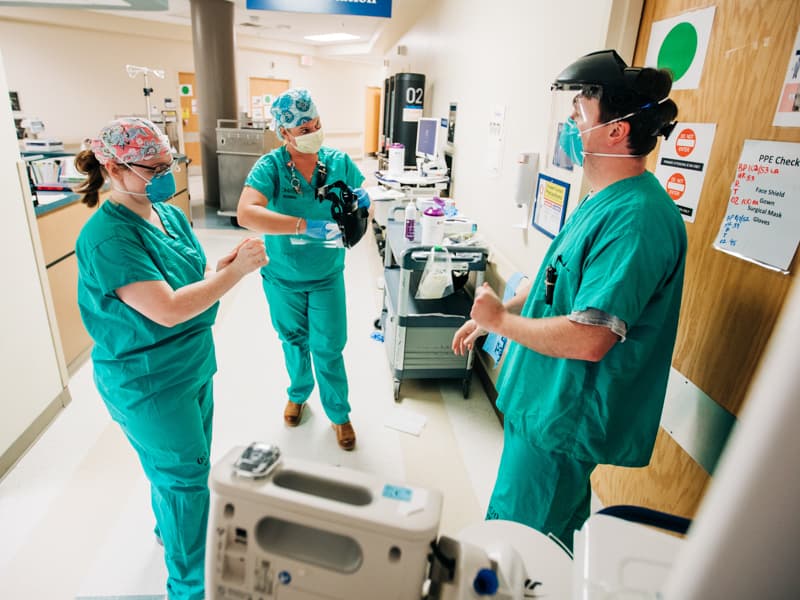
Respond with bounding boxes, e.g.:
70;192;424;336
593;0;800;516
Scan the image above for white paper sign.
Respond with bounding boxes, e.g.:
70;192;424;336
772;26;800;127
654;122;717;222
645;6;716;90
714;140;800;272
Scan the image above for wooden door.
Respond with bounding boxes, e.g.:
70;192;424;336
591;0;800;517
178;72;201;167
248;78;290;121
364;86;381;155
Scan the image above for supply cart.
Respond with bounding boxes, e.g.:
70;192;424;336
380;213;487;401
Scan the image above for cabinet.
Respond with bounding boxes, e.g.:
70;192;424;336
380;218;487;401
36;199;94;368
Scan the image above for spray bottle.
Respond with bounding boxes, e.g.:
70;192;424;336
404;199;417;241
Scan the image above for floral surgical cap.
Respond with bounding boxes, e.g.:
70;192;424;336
269;88;319;139
90;117;171;166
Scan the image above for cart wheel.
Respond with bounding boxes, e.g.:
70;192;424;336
393;379;401;402
462;376;472;399
230;216;240;228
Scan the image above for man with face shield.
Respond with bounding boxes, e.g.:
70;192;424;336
74;117;267;599
237;89;370;451
452;50;687;551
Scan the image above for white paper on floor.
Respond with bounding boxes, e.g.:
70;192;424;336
384;408;427;436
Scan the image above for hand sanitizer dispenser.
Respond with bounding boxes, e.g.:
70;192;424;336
513;152;539;208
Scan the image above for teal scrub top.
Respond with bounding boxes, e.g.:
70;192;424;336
496;172;687;466
244;145;365;283
76;201;218;412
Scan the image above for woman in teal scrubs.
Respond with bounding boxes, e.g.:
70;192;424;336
74;117;267;600
237;88;369;451
453;51;687;552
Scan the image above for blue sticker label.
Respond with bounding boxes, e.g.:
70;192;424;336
278;570;292;585
247;0;392;18
383;484;412;501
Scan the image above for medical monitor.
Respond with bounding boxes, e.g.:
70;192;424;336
416;117;443;161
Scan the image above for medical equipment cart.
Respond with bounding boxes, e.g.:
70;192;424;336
380;213;487;402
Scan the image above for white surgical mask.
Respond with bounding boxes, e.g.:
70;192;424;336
291;128;324;154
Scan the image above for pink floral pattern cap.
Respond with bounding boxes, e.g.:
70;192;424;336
90;117;170;165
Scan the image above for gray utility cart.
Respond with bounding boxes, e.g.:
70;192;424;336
216;119;281;226
380;213;488;402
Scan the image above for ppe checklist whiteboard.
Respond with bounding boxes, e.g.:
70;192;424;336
713;139;800;273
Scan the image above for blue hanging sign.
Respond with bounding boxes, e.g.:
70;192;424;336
246;0;392;18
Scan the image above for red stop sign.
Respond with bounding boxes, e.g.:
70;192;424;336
666;172;686;200
675;128;696;158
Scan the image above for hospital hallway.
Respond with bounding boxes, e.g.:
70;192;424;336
0;165;505;599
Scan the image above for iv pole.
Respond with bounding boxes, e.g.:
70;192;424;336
126;64;166;121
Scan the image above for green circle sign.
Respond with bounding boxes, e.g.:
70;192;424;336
181;85;191;95
657;22;698;81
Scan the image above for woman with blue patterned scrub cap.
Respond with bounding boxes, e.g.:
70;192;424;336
73;117;267;600
237;88;371;451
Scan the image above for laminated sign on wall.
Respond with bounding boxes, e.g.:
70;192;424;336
654;122;717;222
714;140;800;273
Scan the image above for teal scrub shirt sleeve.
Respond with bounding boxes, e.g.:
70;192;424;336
89;237;166;296
573;227;676;328
244;154;279;201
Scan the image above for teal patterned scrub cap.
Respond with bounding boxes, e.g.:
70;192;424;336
269;88;319;139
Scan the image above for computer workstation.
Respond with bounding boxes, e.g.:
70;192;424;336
375;116;449;187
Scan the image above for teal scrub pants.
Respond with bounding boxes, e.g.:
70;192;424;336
262;273;351;425
486;418;596;553
107;379;213;600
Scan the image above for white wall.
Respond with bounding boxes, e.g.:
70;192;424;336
236;49;382;134
0;49;65;462
385;0;641;278
0;9;383;146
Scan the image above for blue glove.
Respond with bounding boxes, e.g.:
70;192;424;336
353;187;371;209
305;219;341;240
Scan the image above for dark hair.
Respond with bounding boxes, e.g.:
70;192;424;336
584;68;678;155
73;150;107;207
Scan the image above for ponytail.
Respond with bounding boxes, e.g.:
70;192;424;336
73;150;106;208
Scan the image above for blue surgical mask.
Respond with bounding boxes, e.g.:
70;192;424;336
558;118;584;167
142;170;176;203
122;165;176;203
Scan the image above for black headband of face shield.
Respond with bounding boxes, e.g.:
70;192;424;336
553;50;678;139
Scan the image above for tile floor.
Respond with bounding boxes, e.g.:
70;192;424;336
0;166;504;599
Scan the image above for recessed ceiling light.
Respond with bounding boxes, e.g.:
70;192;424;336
304;33;359;42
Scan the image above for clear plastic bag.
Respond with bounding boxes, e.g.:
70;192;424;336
415;246;455;299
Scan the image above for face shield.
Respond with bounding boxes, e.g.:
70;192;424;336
549;84;604;167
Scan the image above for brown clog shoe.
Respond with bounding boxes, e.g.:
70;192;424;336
332;421;356;451
284;401;305;427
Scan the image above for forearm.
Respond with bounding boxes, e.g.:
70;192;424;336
492;313;616;362
238;204;304;235
160;267;245;326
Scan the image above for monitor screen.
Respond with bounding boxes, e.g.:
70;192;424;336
416;117;439;159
